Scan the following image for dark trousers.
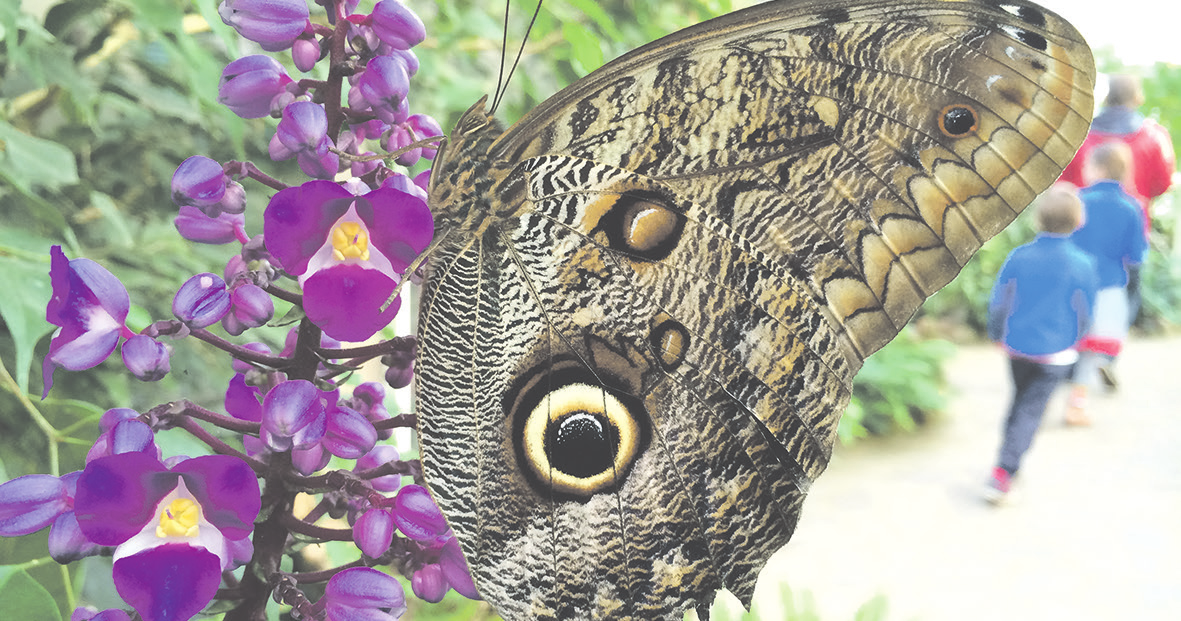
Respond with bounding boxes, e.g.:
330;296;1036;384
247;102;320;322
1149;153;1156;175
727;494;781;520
998;357;1072;475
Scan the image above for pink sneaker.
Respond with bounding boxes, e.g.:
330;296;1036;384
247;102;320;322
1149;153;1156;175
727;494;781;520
984;467;1011;505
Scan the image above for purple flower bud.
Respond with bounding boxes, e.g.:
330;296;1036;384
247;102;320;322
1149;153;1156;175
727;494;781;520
292;35;322;72
353;506;395;558
71;608;132;621
439;536;480;599
369;0;426;50
292;443;331;475
382;346;415;389
175;205;245;245
384;123;419;166
356;444;401;491
225;373;264;422
218;180;248;214
173;273;231;328
49;511;102;563
392;484;448;542
352;119;388;142
218;0;310;52
406;113;442;159
298;147;341;180
223;284;274;336
413;169;430;194
86;418;157;462
0;474;70;536
412;563;449;603
219;55;293;119
99;408;140;432
322;406;377;459
275;101;329;154
378;171;427;202
390;48;419;76
121;334;170;381
262;379;326;451
323;567;406;619
356;55;410;124
171;156;227;209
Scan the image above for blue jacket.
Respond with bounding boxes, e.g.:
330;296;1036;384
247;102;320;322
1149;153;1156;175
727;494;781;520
988;235;1098;356
1071;181;1148;288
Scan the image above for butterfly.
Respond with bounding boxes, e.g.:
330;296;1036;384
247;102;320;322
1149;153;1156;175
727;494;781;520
413;1;1094;618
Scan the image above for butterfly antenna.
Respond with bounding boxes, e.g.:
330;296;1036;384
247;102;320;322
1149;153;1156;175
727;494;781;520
491;0;545;113
491;0;511;112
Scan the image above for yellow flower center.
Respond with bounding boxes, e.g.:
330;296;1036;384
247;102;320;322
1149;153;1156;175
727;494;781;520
156;498;201;538
332;221;370;261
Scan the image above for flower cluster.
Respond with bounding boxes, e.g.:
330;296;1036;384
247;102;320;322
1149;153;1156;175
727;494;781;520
6;2;482;621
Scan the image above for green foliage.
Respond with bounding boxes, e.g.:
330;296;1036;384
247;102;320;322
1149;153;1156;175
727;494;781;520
0;567;65;621
840;331;956;444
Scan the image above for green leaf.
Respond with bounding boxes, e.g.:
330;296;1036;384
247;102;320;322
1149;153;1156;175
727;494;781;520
0;568;64;621
87;191;136;249
562;21;604;76
0;246;57;394
0;121;79;195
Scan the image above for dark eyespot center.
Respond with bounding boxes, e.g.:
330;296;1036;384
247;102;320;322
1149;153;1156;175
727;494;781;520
547;412;617;478
939;105;978;137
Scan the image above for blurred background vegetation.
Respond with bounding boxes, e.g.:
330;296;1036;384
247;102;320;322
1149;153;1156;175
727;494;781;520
1;0;1179;619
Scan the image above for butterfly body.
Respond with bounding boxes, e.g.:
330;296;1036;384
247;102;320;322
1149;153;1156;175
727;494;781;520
416;1;1094;619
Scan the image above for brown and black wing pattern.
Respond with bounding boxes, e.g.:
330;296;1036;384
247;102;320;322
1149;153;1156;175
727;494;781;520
415;1;1094;619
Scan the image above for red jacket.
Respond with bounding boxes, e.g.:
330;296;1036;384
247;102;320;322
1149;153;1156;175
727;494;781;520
1060;114;1175;230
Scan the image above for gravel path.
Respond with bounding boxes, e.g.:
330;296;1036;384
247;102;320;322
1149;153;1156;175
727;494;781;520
725;337;1181;621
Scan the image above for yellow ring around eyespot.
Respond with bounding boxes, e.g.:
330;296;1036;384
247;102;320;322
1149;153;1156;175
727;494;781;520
521;383;640;496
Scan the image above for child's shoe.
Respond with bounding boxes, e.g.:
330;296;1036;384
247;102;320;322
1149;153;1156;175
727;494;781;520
984;466;1011;505
1065;389;1091;426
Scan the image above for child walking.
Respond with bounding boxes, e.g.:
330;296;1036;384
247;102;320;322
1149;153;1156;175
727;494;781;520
986;185;1098;503
1065;142;1149;424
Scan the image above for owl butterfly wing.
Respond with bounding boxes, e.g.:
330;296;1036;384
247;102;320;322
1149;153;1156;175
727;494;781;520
416;1;1094;620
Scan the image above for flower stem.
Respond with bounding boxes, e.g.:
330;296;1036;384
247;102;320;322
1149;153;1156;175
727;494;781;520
0;358;61;476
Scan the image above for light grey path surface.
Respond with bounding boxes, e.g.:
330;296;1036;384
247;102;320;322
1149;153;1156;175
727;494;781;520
733;337;1181;621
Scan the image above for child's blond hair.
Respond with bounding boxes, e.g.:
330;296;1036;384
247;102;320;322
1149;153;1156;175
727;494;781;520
1035;184;1084;234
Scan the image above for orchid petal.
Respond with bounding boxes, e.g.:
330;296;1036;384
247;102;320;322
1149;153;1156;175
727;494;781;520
302;265;399;342
75;452;172;545
264;181;354;275
113;543;222;621
172;455;261;540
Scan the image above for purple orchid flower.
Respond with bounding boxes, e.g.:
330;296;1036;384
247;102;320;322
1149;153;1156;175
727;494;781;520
263;180;433;342
74;452;261;621
43;246;134;397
